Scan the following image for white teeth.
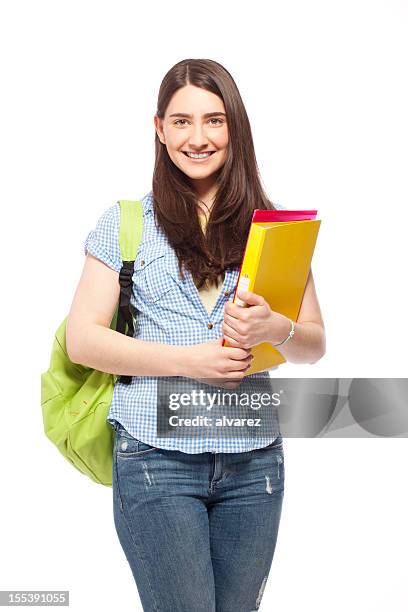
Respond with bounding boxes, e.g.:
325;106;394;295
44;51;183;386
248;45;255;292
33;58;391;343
185;152;213;158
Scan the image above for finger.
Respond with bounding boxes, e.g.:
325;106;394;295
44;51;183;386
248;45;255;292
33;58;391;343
220;381;242;389
223;330;251;351
219;380;243;390
222;321;242;344
225;302;248;321
224;346;252;360
223;313;246;335
236;290;265;306
227;355;254;372
223;335;241;348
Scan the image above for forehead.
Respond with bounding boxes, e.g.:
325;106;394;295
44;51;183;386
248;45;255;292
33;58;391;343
166;85;225;116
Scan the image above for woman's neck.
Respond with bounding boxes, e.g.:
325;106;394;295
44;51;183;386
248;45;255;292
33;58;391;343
190;177;218;213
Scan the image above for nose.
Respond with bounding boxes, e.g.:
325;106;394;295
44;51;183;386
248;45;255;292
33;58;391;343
188;122;210;148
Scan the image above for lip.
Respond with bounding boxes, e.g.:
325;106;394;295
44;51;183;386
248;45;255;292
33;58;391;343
182;151;216;163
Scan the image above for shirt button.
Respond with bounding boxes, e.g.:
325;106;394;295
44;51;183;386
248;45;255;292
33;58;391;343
140;259;145;266
207;322;213;329
224;290;231;296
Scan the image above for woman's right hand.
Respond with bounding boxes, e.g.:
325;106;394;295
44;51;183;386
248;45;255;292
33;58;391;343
181;338;254;389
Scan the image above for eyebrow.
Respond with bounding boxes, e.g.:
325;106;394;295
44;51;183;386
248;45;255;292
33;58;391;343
168;112;226;119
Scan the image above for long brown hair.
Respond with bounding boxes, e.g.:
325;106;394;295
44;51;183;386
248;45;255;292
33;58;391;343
152;58;276;290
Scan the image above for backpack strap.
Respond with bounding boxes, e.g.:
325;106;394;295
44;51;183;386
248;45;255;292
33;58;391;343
116;200;143;385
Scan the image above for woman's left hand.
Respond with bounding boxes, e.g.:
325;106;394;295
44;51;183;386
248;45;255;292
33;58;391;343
222;290;291;349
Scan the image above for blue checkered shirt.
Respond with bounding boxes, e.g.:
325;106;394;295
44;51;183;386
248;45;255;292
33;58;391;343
84;190;282;453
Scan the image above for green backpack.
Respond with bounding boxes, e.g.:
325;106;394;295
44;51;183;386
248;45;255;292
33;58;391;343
41;200;143;487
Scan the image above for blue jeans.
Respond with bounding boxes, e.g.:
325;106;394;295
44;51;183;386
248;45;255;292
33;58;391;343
112;423;285;612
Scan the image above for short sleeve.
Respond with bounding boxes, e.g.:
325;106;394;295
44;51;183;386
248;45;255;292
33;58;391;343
83;202;122;273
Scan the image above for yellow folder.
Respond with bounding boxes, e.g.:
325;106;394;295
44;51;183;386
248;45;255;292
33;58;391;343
225;219;321;374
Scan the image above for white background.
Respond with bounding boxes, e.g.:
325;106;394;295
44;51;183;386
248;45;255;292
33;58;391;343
1;0;407;610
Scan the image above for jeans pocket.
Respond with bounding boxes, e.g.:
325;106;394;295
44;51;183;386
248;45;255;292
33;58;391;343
115;424;158;457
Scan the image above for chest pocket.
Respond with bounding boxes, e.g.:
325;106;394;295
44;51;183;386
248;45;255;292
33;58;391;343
132;244;176;304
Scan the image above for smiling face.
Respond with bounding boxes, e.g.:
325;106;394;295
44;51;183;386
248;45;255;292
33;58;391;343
154;85;229;193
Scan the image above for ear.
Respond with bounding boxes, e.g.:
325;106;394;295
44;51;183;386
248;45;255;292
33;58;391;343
154;114;166;145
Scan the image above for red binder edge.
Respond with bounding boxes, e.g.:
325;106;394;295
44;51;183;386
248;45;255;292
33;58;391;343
252;209;317;222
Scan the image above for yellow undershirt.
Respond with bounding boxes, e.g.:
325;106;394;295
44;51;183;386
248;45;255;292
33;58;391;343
195;213;225;315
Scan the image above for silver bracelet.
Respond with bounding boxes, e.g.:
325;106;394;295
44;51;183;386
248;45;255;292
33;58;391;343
273;319;295;347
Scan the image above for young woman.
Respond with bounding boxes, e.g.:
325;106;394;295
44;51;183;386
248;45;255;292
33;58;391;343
66;58;325;612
